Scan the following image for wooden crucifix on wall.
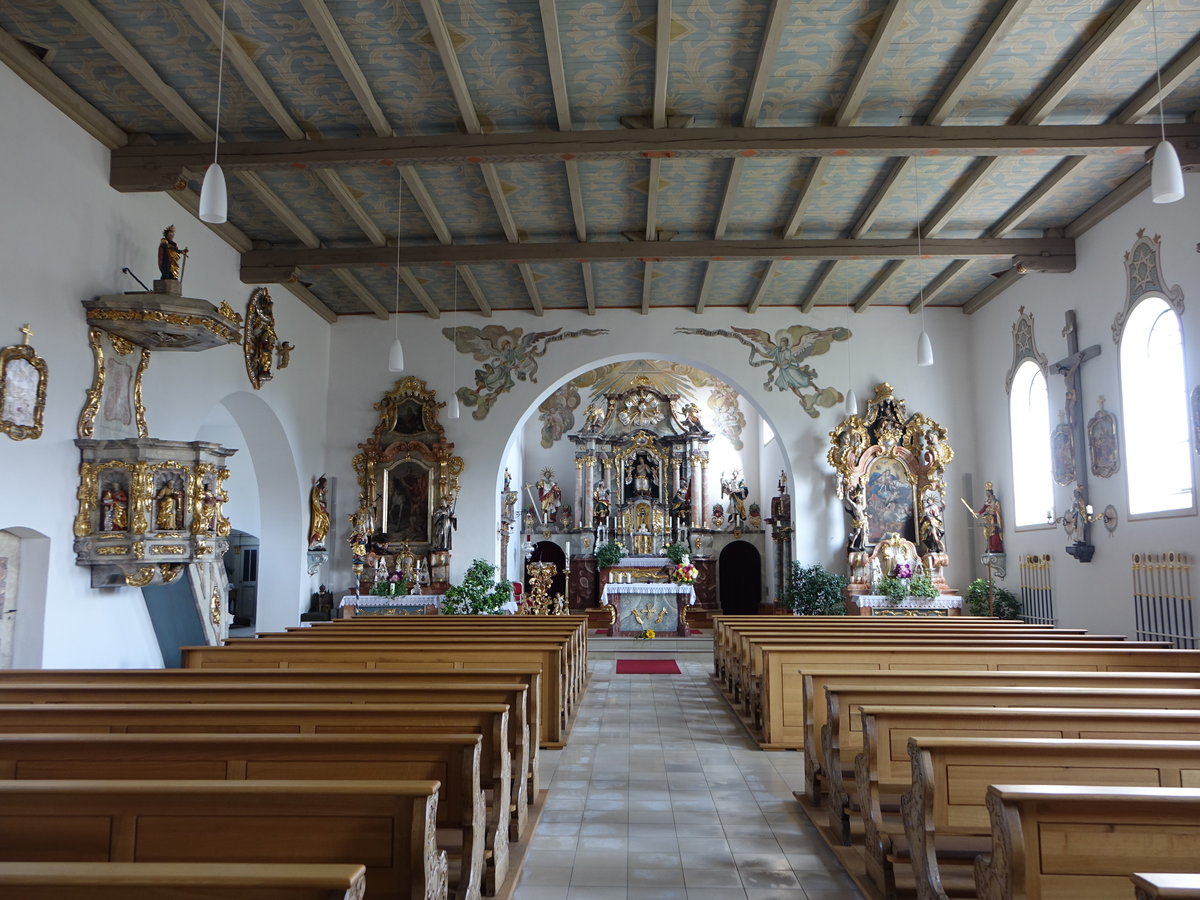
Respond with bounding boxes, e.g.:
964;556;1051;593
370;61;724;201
1050;309;1101;562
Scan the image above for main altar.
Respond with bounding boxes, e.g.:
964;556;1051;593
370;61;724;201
597;558;696;636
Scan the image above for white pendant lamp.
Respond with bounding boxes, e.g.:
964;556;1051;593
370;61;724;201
198;0;229;224
845;387;859;417
388;183;404;372
1149;0;1184;204
446;267;461;419
917;330;935;367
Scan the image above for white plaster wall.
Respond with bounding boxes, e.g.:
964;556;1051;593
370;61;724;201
966;181;1199;635
325;305;978;592
0;65;331;665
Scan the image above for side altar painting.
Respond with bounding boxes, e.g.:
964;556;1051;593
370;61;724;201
828;383;954;597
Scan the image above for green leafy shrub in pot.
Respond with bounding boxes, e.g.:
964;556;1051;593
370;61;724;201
783;563;848;615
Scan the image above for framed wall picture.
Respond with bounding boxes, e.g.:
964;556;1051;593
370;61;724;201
381;459;431;543
1;326;47;441
864;456;916;545
1087;398;1120;478
1051;419;1076;485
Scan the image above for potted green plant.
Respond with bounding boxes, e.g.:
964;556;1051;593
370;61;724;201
965;578;1022;619
442;559;513;615
595;540;627;571
782;563;849;615
664;541;690;565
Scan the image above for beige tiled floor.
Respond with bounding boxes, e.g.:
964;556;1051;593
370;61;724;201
515;653;865;900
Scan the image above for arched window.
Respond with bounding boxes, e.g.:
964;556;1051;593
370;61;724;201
1008;359;1054;527
1113;300;1190;518
1119;296;1193;516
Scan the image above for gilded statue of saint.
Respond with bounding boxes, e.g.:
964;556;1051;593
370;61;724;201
308;475;330;550
157;225;188;281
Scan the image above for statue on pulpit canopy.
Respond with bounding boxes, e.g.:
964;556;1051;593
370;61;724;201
157;225;188;281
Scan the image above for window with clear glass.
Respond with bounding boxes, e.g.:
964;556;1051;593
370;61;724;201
1119;297;1193;516
1009;360;1055;527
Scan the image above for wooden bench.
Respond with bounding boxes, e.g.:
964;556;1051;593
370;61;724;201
0;779;447;900
0;701;513;890
904;737;1200;900
0;678;533;843
181;639;571;748
975;784;1200;900
0;862;368;900
800;669;1200;801
856;706;1200;898
1133;873;1200;899
0;667;543;797
0;731;486;900
822;683;1200;846
756;645;1200;749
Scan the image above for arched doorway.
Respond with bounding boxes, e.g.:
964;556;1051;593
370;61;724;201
719;540;762;614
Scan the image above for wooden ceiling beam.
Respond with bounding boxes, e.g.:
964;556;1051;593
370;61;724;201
298;0;391;138
907;259;970;313
694;263;715;314
653;0;672;129
518;264;545;316
241;235;1073;274
0;25;127;149
645;157;662;241
481;164;520;243
399;268;441;318
961;267;1023;315
107;123;1200;190
417;0;481;135
743;0;790;127
641;261;655;314
1117;34;1200;123
538;0;572;130
714;156;744;240
852;260;903;312
835;0;910;126
398;166;454;245
800;261;837;314
334;270;389;319
276;280;338;324
457;267;492;317
989;157;1087;237
581;263;597;316
1064;166;1151;239
747;261;776;313
781;158;826;237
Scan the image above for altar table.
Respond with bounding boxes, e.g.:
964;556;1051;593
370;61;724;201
600;583;697;636
339;595;442;617
847;594;962;617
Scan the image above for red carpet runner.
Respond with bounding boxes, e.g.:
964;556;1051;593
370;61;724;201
615;659;681;675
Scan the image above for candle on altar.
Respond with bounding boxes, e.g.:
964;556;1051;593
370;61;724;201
565;541;571;558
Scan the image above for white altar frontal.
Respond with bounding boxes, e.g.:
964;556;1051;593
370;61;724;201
847;594;962;617
600;582;696;636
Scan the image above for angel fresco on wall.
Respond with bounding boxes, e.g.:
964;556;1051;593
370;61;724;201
443;324;608;420
675;324;851;417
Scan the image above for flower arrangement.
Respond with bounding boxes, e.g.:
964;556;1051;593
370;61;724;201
636;628;656;640
878;564;940;605
671;562;699;585
595;540;627;571
371;573;409;597
664;542;690;565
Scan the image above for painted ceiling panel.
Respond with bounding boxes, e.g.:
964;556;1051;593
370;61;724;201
727;158;812;239
578;158;650;239
332;168;439;245
465;262;537;310
593;260;646;308
414;164;508;240
795;157;893;239
925;258;1006;306
757;0;889;126
644;260;707;308
1017;155;1146;232
705;260;765;308
558;0;657;129
936;156;1066;238
182;173;301;246
221;0;376;139
665;0;771;127
527;262;586;311
952;0;1114;124
656;158;725;238
325;0;462;135
758;260;824;308
254;168;363;244
858;0;1002;125
298;267;381;315
868;157;976;237
494;162;576;240
444;0;556;130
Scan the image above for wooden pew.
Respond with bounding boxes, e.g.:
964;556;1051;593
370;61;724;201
800;669;1200;801
0;732;486;900
182;639;572;748
0;701;513;890
0;668;543;796
822;683;1200;845
0;862;368;900
756;645;1200;749
904;737;1200;900
0;678;533;842
0;779;447;900
855;706;1200;898
975;785;1200;900
1133;873;1200;900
